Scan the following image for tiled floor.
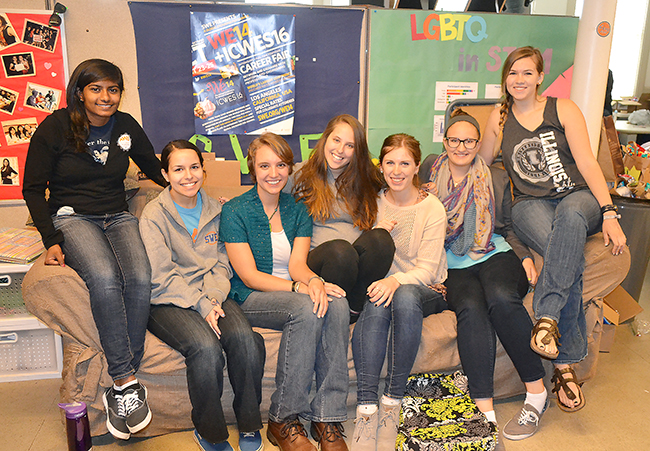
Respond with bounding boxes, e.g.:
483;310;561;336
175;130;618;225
2;267;649;451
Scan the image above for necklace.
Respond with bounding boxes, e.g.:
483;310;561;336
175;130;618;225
267;202;279;232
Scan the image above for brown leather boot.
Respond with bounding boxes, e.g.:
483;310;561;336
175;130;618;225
310;422;348;451
267;419;317;451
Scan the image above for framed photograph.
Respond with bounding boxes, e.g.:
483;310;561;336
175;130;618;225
24;82;61;113
1;52;36;78
0;14;21;51
0;156;19;186
0;86;19;116
2;117;38;146
21;19;59;53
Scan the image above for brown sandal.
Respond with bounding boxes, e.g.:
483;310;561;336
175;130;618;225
551;366;585;412
530;317;561;359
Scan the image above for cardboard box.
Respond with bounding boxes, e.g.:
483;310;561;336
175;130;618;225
203;160;242;188
599;323;616;353
603;285;644;325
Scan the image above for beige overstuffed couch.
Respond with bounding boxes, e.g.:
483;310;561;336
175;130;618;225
22;183;631;437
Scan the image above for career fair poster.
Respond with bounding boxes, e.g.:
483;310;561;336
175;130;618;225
0;10;67;201
190;12;296;135
366;10;579;157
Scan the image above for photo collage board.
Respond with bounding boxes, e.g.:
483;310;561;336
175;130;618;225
0;10;67;200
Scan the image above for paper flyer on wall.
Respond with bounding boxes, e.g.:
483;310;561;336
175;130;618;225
190;12;295;135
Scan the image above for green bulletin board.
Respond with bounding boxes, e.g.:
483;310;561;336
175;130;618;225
366;10;579;157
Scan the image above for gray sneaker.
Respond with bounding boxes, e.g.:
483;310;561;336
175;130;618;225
122;382;152;433
102;386;130;440
502;399;549;441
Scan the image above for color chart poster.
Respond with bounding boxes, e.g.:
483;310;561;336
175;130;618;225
190;12;295;135
0;10;67;200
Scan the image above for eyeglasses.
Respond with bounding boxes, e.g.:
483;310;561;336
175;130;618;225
445;137;478;150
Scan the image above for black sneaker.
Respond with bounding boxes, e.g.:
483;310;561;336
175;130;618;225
122;382;152;433
102;386;130;440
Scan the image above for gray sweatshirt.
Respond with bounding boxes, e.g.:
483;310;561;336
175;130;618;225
139;187;232;318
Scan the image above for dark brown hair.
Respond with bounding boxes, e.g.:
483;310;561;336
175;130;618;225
160;139;204;172
66;59;124;153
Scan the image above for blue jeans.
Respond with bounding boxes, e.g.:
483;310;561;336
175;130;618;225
148;301;265;444
52;212;150;380
445;251;546;399
352;284;447;404
240;291;349;423
511;190;601;364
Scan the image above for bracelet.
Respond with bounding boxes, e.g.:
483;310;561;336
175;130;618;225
600;204;618;215
291;281;298;292
603;213;621;220
308;275;325;284
295;281;301;293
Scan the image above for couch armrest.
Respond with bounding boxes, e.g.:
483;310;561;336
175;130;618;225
22;254;102;350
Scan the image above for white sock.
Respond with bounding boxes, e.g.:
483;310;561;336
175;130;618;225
525;389;548;413
358;404;378;415
380;395;401;406
114;378;138;391
483;410;497;424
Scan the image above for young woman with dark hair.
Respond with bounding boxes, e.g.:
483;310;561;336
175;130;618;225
140;140;265;451
481;46;626;413
23;58;166;440
1;158;17;184
221;133;350;451
292;114;395;319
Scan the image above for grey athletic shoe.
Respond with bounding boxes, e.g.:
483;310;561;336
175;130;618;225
102;386;130;440
122;382;152;433
502;399;549;441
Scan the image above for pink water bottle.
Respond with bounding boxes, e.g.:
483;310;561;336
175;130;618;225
58;401;93;451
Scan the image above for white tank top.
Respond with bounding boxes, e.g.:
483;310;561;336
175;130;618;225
271;229;291;280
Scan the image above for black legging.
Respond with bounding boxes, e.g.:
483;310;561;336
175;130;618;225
445;250;545;399
307;228;395;313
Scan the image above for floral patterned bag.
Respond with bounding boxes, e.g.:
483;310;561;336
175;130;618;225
398;372;497;451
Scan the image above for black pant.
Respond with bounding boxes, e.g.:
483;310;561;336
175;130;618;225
148;300;265;444
445;250;545;399
307;228;395;313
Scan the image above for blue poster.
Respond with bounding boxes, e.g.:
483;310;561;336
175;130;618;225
190;12;295;135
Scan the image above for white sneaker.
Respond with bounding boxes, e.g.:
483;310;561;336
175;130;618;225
376;399;400;451
351;408;378;451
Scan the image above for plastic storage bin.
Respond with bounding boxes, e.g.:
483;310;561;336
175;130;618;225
0;263;63;382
